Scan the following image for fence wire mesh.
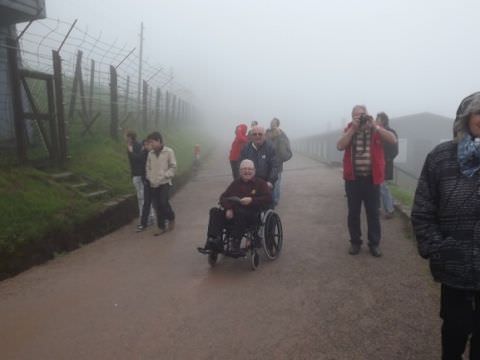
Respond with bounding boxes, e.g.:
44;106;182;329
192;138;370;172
0;17;194;164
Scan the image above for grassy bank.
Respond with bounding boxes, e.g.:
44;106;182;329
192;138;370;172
0;127;211;278
389;183;414;209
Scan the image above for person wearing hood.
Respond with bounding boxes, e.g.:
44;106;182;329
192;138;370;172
229;124;249;179
411;92;480;359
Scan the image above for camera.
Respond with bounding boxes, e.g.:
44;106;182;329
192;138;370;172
359;113;372;127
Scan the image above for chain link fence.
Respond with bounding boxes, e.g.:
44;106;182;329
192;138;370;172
0;17;195;165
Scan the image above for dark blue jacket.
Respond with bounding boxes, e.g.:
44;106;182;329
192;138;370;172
240;141;279;184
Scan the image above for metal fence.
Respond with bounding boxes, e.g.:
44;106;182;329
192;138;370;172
0;18;194;165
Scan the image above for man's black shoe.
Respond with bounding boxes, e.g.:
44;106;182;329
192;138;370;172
348;244;361;255
369;246;382;257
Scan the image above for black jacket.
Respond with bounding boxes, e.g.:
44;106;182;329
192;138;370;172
411;141;480;290
382;127;398;181
240;141;279;184
127;141;147;177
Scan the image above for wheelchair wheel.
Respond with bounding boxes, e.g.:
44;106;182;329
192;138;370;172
250;249;259;270
208;252;218;267
262;211;283;260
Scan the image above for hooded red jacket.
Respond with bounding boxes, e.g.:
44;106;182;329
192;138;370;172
229;124;248;161
342;123;386;185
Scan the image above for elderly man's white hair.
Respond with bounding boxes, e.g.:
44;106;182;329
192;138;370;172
252;125;265;134
239;159;255;169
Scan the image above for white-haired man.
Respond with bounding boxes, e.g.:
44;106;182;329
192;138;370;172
240;125;280;191
202;159;272;255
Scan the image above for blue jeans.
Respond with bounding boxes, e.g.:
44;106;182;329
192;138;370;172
380;182;394;213
273;172;282;207
132;176;144;217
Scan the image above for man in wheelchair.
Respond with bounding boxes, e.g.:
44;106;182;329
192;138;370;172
202;159;272;256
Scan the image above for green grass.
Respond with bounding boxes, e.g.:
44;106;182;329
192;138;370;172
0;166;97;255
389;183;414;209
0;124;211;261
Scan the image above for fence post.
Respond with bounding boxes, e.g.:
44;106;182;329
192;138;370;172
6;37;27;163
149;85;153;129
179;99;184;123
124;75;130;115
165;91;170;127
88;59;95;117
155;88;160;129
142;80;148;131
46;78;59;163
52;50;67;165
109;65;119;140
68;50;82;120
171;94;177;125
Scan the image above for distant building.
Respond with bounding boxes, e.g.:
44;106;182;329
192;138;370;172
0;0;45;141
292;128;343;165
391;112;453;178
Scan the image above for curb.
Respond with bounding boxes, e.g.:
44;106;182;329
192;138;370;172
0;150;214;281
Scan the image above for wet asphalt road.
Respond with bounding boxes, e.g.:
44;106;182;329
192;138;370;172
0;150;440;359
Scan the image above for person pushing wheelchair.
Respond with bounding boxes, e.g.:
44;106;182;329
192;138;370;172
203;159;272;256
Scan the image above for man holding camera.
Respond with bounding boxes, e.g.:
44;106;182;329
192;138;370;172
337;105;397;257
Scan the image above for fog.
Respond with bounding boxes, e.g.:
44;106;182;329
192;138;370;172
46;0;480;138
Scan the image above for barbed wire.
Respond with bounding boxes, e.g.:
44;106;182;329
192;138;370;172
1;16;194;148
17;17;191;98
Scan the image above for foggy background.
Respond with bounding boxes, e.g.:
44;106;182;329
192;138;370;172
43;0;479;138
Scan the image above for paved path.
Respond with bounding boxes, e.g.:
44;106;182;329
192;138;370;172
0;150;440;359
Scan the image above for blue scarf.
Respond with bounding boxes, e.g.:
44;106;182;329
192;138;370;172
458;134;480;177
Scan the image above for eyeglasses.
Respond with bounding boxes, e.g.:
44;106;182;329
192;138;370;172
252;133;263;136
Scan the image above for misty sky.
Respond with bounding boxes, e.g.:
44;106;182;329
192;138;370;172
45;0;480;137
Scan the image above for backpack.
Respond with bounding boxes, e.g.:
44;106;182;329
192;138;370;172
384;128;398;160
277;135;293;162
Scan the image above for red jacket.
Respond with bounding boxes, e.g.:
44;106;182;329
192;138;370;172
229;124;248;161
342;123;385;185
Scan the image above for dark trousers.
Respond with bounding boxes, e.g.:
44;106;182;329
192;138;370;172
140;179;153;227
440;284;480;360
151;184;175;230
230;160;240;180
344;177;381;247
207;207;258;243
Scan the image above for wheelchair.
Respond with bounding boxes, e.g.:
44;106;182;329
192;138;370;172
197;208;283;270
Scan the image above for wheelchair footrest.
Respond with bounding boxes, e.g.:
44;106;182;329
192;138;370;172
224;249;247;258
197;247;212;255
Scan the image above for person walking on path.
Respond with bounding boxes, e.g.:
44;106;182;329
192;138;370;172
336;105;397;257
146;131;177;235
375;112;398;219
228;124;248;179
240;125;279;192
126;130;154;228
266;117;292;207
411;92;480;360
136;139;156;232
